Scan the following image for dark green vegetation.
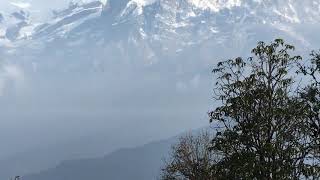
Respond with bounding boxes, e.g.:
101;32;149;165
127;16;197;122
162;39;320;179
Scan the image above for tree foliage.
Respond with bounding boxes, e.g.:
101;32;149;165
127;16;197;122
161;39;320;179
209;39;319;179
298;50;320;176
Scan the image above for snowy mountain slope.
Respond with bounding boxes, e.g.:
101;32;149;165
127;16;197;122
0;0;319;87
2;0;320;48
33;1;104;39
0;9;34;46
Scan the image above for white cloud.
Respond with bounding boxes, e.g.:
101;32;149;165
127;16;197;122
176;81;187;92
0;64;25;96
10;1;31;9
190;74;200;88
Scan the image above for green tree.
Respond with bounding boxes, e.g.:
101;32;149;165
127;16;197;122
161;39;320;179
209;39;318;179
298;50;320;176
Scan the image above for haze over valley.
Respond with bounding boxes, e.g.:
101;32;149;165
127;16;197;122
1;0;320;179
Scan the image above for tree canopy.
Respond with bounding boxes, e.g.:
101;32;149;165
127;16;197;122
162;39;320;179
209;39;319;179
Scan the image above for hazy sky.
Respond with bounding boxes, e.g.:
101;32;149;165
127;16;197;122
0;0;209;160
0;0;101;20
0;0;67;11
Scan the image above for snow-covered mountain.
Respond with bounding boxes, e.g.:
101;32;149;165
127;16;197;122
0;0;319;101
2;0;320;60
1;1;318;43
0;1;103;45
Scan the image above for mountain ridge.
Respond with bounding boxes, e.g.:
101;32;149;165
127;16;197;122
2;0;319;70
22;137;175;180
22;127;211;180
2;0;320;44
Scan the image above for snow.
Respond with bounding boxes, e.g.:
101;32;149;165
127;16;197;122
210;27;219;33
18;24;37;39
188;0;242;12
10;2;31;9
187;11;196;17
0;64;24;96
121;0;159;15
99;0;108;5
36;2;103;39
131;0;158;6
139;28;147;39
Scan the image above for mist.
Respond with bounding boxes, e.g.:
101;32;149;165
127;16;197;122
1;0;320;179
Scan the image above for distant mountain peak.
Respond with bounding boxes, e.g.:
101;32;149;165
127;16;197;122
1;0;320;64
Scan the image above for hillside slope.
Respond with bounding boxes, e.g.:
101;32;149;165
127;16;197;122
23;138;176;180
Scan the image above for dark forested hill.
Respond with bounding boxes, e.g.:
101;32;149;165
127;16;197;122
23;137;176;180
